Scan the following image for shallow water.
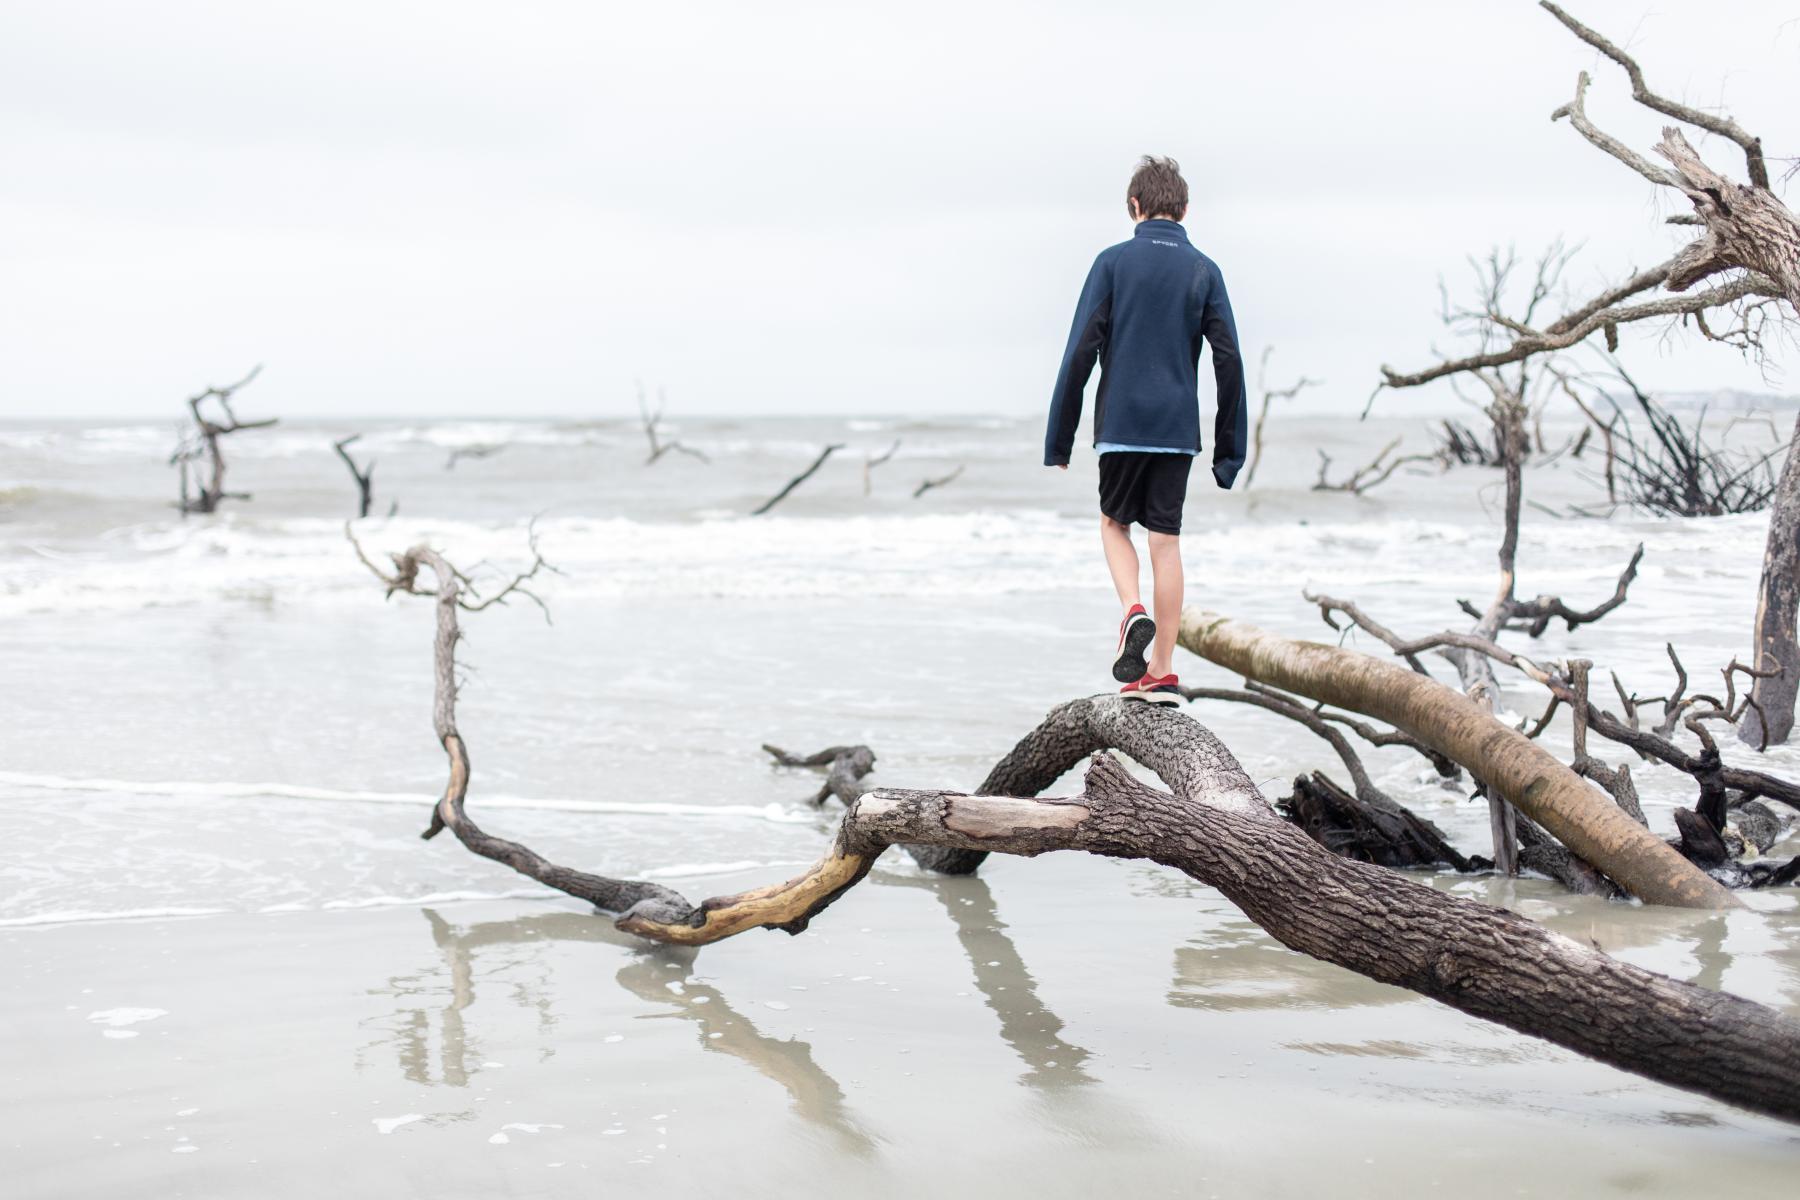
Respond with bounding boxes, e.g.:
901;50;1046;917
3;412;1799;1194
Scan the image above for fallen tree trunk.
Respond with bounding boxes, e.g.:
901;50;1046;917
355;535;1800;1122
1177;607;1737;909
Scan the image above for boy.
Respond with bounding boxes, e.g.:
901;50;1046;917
1044;155;1246;705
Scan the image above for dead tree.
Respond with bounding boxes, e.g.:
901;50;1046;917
639;385;710;465
1380;4;1799;743
352;547;1800;1121
751;444;844;516
333;435;376;519
1311;437;1440;495
863;439;901;495
1242;348;1320;489
1557;364;1786;518
912;465;964;500
1746;420;1800;745
168;366;275;515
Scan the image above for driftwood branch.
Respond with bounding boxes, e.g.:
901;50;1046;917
913;465;965;500
752;444;844;516
333;435;376;519
863;439;901;495
1312;438;1442;495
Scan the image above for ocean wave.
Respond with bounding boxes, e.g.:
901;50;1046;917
0;506;1759;614
0;770;822;824
0;906;230;929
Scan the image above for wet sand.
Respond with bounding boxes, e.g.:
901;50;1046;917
7;862;1800;1198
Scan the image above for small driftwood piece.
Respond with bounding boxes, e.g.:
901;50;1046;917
763;744;877;806
445;444;505;470
913;465;964;500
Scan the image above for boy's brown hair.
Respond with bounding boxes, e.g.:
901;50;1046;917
1127;155;1187;220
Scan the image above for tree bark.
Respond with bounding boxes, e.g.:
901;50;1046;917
1177;608;1738;909
1741;417;1800;747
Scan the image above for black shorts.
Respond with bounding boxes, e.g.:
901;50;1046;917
1098;451;1193;535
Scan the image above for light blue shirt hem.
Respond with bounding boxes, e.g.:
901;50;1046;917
1095;442;1197;456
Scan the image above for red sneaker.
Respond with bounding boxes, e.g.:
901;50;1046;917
1121;672;1182;706
1113;604;1156;682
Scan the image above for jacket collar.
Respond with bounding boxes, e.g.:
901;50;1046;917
1133;219;1188;241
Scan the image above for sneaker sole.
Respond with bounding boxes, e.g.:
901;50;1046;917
1122;689;1182;707
1113;614;1157;682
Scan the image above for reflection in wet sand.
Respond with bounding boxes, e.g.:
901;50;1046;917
368;907;879;1154
359;909;485;1086
614;954;881;1157
1169;918;1411;1013
878;872;1095;1089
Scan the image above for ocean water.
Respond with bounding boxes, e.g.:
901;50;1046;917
3;411;1799;1194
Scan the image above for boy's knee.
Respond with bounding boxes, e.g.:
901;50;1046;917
1100;514;1131;533
1147;530;1181;551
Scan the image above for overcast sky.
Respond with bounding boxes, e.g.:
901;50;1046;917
3;0;1795;421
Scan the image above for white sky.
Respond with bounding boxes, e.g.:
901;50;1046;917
2;0;1795;420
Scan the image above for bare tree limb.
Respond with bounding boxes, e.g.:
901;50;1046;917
333;435;376;519
752;444;845;516
913;465;965;500
863;439;901;495
1243;347;1321;489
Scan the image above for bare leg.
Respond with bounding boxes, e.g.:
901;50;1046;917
1146;531;1183;677
1100;516;1140;610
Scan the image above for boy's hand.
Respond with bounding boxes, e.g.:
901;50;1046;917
1057;464;1067;471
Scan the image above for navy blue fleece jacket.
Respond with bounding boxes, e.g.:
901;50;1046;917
1043;218;1248;488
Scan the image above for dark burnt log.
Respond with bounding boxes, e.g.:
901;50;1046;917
1674;807;1732;870
1276;771;1473;871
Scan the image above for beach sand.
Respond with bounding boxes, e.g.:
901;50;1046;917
7;865;1800;1198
